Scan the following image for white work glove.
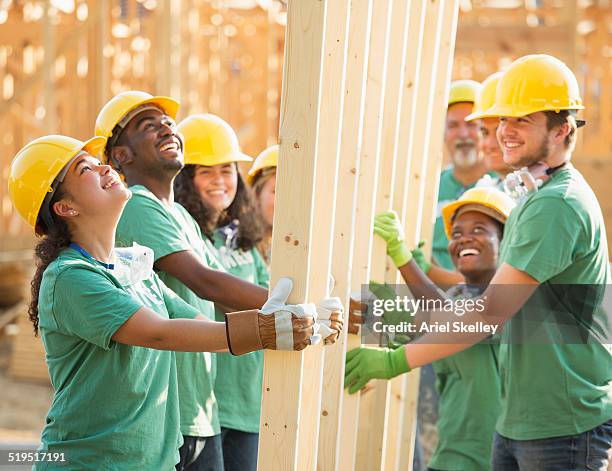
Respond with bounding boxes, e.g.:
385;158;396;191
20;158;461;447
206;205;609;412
225;277;318;355
316;297;344;345
259;277;321;348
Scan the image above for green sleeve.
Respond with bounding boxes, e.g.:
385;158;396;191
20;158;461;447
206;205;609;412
503;197;582;283
252;248;270;289
158;277;201;320
117;194;191;262
52;267;143;350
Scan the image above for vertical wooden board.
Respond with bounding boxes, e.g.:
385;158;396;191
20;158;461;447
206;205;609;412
257;1;326;470
361;2;412;470
394;1;446;470
353;2;393;471
398;368;422;471
398;3;461;471
321;1;374;469
383;3;428;469
403;0;444;247
296;1;350;470
420;0;459;248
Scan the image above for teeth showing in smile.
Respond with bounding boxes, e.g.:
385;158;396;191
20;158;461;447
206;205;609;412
504;142;521;148
459;248;480;257
103;180;118;189
160;142;178;152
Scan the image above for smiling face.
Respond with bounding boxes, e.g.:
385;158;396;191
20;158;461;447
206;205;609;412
448;210;502;284
478;117;512;176
445;102;480;168
52;153;131;229
192;163;238;213
112;108;183;178
496;111;554;169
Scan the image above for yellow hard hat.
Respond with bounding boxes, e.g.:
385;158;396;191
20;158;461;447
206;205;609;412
441;186;516;239
247;144;278;184
8;134;107;235
484;54;584;117
177;114;252;167
95;90;180;161
448;80;481;107
465;71;504;122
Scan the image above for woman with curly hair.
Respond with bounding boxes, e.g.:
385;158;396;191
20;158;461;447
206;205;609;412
174;115;270;471
8;134;320;470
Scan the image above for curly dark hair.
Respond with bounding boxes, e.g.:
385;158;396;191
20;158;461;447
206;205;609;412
29;187;71;335
174;164;264;252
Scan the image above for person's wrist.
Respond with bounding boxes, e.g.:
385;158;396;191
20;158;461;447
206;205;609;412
388;241;412;268
387;345;410;378
410;246;431;273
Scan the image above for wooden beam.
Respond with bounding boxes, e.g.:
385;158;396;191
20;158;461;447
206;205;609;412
359;2;413;470
395;1;448;469
383;1;429;469
353;2;393;470
295;0;350;469
330;1;376;469
421;0;460;247
257;1;327;469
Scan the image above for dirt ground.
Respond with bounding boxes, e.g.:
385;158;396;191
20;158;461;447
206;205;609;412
0;336;51;445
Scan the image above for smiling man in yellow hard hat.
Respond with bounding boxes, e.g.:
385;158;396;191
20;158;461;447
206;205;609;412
345;54;612;470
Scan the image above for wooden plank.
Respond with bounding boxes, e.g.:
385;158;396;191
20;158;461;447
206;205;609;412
295;0;351;469
398;2;460;470
399;1;445;470
383;4;427;469
420;0;460;247
352;2;394;470
257;1;327;469
324;1;375;469
360;1;413;470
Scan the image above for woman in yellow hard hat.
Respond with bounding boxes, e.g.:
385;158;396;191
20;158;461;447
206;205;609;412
364;187;515;471
174;114;271;471
8;134;319;470
247;145;278;265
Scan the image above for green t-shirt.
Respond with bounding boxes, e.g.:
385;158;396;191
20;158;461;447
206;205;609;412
116;185;220;437
36;247;200;470
433;167;496;269
429;285;500;471
497;165;612;440
212;229;270;433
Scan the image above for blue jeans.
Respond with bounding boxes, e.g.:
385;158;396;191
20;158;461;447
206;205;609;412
492;419;612;471
176;434;224;471
221;427;259;471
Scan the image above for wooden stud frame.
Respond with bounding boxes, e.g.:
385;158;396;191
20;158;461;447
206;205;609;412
257;1;460;470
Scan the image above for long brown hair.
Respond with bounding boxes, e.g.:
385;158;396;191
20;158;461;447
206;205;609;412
174;164;263;252
29;187;71;335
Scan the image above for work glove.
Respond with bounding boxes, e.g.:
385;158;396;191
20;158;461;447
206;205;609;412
344;346;411;395
411;240;431;274
315;297;344;345
225;277;318;355
373;211;412;268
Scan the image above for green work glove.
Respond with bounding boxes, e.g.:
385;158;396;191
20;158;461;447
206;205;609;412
344;346;411;395
411;240;431;274
373;211;412;268
368;281;409;327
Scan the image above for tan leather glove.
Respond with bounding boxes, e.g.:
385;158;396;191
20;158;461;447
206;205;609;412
225;278;317;355
315;297;344;345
